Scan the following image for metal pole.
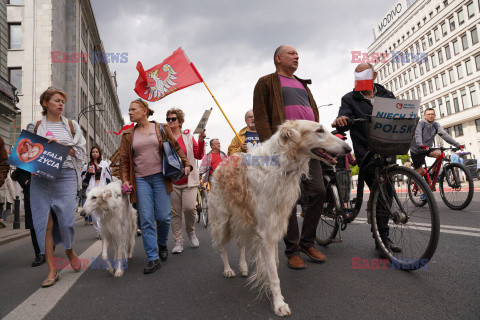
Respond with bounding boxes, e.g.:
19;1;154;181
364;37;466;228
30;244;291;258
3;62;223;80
13;196;20;229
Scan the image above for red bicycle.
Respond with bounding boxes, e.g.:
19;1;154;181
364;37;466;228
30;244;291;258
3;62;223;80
408;146;474;210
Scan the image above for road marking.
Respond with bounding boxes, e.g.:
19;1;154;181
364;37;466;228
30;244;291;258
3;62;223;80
4;240;102;320
352;217;480;237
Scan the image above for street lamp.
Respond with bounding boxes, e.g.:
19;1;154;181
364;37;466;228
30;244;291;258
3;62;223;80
78;102;102;145
317;103;333;108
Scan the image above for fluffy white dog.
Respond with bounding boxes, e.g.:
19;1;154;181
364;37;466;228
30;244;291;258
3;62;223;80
80;180;137;278
210;120;351;316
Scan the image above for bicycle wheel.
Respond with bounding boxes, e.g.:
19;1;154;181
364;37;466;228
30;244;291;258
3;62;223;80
407;177;427;207
315;182;339;246
370;166;439;270
439;163;474;210
196;189;202;223
202;190;208;228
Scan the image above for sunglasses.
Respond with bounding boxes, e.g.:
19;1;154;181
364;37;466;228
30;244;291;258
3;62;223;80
166;117;178;122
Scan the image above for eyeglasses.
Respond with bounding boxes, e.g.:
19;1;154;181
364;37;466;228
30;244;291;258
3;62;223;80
166;117;178;122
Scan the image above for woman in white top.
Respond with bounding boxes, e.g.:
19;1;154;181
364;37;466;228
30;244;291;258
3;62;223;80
30;87;86;288
81;146;112;237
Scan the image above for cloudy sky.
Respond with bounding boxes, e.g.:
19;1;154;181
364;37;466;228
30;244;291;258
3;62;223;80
91;0;396;152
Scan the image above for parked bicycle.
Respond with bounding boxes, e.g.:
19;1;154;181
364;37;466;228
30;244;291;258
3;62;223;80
408;146;474;210
317;116;439;270
196;178;209;227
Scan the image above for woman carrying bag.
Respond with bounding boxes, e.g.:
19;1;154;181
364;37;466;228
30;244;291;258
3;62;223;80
119;99;191;274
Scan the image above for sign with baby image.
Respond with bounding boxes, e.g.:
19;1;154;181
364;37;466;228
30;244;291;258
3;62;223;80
8;130;71;180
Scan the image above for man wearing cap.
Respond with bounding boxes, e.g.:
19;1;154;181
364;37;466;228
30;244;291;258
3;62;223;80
253;44;326;270
331;63;401;254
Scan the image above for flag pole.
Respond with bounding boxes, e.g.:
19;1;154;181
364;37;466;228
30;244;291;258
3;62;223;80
202;81;243;144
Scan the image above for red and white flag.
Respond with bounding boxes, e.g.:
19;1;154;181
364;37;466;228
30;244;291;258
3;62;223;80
354;69;374;91
107;123;134;135
134;47;203;102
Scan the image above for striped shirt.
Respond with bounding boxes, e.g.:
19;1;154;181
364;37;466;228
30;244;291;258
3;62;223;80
46;121;74;169
279;75;315;121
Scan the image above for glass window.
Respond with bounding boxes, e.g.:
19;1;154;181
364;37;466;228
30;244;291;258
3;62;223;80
422;83;427;96
461;89;469;108
403;73;408;84
449;69;455;83
7;0;23;4
434;28;440;41
457;64;464;79
416;86;421;98
446;96;452;115
453;40;460;55
409;69;413;81
458;9;465;25
428;80;434;93
406;92;410;100
438;99;444;117
421;38;427;50
414;66;419;78
475;118;480;132
8;68;22;94
471;28;478;45
416;42;421;53
438;50;444;64
431;55;437;68
467;2;475;18
441;73;447;86
476;54;480;71
425;59;431;72
420;64;424;75
445;127;452;135
453;92;460;112
470;85;478;106
411;89;416;99
449;16;455;31
454;124;463;137
435;77;440;90
445;45;451;60
461;34;468;50
8;24;21;49
465;59;473;75
441;22;447;36
428;33;433;46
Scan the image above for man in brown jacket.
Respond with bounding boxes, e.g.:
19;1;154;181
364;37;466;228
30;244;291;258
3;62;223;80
253;45;326;270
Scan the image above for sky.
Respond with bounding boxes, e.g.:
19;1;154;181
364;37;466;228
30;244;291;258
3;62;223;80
91;0;397;152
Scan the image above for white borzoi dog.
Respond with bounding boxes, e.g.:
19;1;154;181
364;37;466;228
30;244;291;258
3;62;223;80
80;180;137;278
210;120;351;316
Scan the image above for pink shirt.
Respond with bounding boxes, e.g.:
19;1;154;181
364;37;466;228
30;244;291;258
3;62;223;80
132;124;162;177
279;75;315;121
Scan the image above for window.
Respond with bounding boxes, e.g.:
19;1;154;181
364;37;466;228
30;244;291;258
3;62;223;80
406;92;410;100
457;9;465;25
461;89;469;108
438;99;444;117
453;92;460;112
466;59;473;75
457;64;464;80
453;40;460;55
81;52;87;80
461;34;469;50
428;33;433;46
394;79;398;90
470;85;478;106
428;80;434;93
449;69;455;83
421;38;427;51
431;55;437;68
422;83;427;96
471;28;478;45
436;5;441;13
435;77;440;90
409;69;413;81
437;52;444;67
425;59;430;72
416;42;420;53
81;18;88;46
414;66;419;78
445;127;452;136
420;64;424;75
441;73;447;86
434;28;440;41
8;68;22;94
476;54;480;71
445;45;451;60
449;16;455;31
431;101;436;114
454;124;463;137
89;71;94;94
411;89;416;99
8;24;21;49
467;2;475;18
403;73;407;85
476;118;480;132
441;22;447;36
416;86;421;98
446;96;452;115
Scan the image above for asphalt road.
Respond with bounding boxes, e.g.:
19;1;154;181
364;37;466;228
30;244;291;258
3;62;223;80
1;192;479;320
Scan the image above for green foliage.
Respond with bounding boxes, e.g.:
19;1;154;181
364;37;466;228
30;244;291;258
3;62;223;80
396;154;411;164
351;164;359;176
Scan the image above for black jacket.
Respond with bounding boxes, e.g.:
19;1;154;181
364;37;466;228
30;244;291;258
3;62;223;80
337;83;396;164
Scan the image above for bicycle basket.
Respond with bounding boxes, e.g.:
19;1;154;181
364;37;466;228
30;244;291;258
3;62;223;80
367;115;419;156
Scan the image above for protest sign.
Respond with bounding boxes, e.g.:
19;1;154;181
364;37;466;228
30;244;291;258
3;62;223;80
372;97;420;119
8;130;71;180
194;108;212;134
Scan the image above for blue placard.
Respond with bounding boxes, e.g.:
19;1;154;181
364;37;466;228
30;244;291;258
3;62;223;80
7;130;71;180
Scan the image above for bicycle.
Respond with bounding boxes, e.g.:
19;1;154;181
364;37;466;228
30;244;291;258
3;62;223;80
316;116;440;270
196;178;209;227
408;146;474;210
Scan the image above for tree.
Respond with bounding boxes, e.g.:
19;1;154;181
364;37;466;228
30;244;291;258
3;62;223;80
396;154;411;164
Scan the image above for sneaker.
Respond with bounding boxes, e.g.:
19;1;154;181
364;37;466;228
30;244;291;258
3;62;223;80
172;241;183;254
420;194;426;201
188;232;200;248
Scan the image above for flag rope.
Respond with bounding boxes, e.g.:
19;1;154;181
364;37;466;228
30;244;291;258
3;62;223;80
202;81;243;144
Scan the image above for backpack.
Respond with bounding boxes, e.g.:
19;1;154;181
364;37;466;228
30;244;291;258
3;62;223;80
34;120;75;137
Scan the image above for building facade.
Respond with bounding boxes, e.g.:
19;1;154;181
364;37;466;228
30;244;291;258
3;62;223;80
1;0;19;152
369;0;480;156
7;0;124;158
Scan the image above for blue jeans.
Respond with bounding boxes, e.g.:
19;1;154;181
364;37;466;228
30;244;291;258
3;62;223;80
136;172;171;261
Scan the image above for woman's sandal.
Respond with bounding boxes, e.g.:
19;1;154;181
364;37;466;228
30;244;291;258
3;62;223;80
41;271;59;288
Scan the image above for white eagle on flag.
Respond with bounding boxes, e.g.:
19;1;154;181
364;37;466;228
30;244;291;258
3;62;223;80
144;64;178;101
